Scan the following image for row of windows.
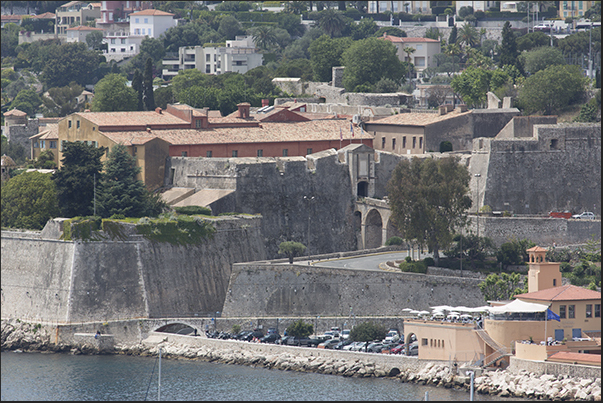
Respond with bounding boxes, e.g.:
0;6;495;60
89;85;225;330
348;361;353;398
381;136;423;150
134;18;149;24
558;304;600;319
422;338;445;348
33;140;57;149
181;149;314;158
133;28;151;35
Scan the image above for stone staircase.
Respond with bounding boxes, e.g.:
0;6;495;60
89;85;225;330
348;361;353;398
473;328;511;367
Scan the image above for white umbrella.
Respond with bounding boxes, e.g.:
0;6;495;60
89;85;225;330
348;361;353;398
449;311;460;316
432;312;445;318
417;310;430;316
431;305;454;311
460;314;472;319
402;308;413;312
409;310;420;315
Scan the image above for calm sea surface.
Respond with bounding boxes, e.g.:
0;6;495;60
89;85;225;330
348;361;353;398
1;351;526;401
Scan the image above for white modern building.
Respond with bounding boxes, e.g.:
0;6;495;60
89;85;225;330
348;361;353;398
162;36;263;80
380;35;441;78
66;25;104;43
103;8;176;62
55;1;101;34
368;1;432;14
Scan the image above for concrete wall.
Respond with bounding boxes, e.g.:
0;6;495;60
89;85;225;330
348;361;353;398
509;356;601;379
221;262;485;318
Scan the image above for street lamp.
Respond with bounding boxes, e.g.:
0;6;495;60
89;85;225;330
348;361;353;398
474;174;481;238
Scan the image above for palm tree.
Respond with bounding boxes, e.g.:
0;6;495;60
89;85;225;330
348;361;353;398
457;23;479;49
479;28;487;46
402;46;415;79
318;9;346;37
252;25;277;51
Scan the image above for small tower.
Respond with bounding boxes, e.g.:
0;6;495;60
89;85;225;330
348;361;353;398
526;246;562;293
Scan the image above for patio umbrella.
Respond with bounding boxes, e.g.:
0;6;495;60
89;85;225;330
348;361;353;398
409;310;420;315
417;310;430;316
460;314;472;319
431;305;454;311
402;308;413;312
432;312;445;318
449;311;460;316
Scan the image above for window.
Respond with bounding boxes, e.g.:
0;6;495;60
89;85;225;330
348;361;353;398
595;304;600;318
306;148;312;155
419;137;423;149
392;138;396;149
135;28;140;34
206;54;210;62
61;140;67;151
381;137;386;149
49;141;57;149
206;65;211;73
144;18;148;23
34;141;39;148
206;151;212;157
195;119;201;128
142;28;145;35
413;137;417;148
135;18;139;23
257;149;263;157
568;305;575;319
133;146;137;155
232;150;238;157
68;120;72;128
550;139;558;149
181;151;187;157
147;29;151;36
41;140;46;149
121;48;126;52
586;304;592;318
553;279;557;286
282;149;288;156
111;38;116;44
559;305;566;319
214;54;216;62
422;338;428;346
416;44;423;50
92;127;96;131
415;57;426;67
121;38;126;44
76;120;80;129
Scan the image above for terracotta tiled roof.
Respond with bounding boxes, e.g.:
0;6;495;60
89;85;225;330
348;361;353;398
381;35;440;43
76;111;189;127
130;9;174;16
527;246;548;252
295;112;339;120
66;25;104;31
547;352;601;364
99;131;163;146
104;119;373;146
207;110;222;118
1;155;17;167
3;109;27;117
1;15;25;21
515;285;601;302
30;124;59;140
31;12;55;19
366;109;471;127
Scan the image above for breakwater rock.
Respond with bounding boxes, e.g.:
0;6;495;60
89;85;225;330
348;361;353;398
113;340;601;401
1;319;70;352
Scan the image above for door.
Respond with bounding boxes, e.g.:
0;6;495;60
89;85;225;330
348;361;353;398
572;328;582;339
554;329;564;341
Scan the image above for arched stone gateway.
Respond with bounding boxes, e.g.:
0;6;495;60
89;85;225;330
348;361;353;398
156;322;198;335
364;209;383;249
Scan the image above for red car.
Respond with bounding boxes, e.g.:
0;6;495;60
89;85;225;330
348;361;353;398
390;342;405;354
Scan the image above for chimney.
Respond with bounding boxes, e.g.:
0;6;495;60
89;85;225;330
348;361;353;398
439;105;447;115
155;107;162;114
261;99;269;107
237;102;250;118
457;104;468;112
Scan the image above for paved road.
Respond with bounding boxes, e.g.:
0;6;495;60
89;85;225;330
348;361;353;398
309;250;433;271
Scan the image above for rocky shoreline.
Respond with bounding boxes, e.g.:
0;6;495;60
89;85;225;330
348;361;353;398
2;320;601;401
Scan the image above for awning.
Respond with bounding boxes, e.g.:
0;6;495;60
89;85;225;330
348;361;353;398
488;299;550;314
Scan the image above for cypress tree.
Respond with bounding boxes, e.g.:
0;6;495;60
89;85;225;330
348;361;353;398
499;21;523;75
132;69;144;111
143;57;155;111
448;25;457;45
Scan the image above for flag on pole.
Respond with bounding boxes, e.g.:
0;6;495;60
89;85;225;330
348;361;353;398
547;309;561;322
340;127;342;141
350;122;354;137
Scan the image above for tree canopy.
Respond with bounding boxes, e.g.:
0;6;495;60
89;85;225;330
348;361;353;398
278;241;306;264
349;322;387;343
451;65;511;108
341;37;405;92
52;141;106;218
1;171;60;230
309;35;352;82
499;21;523;75
285;319;313;337
519;46;566;75
96;144;163;218
518;64;587;115
386;157;472;266
41;81;84;117
91;73;138;112
41;42;101;88
478;272;526;302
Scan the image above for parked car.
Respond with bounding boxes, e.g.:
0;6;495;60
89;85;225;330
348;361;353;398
343;341;364;351
366;341;384;353
317;338;341;349
390;342;406;355
234;330;253;340
278;336;293;345
259;333;281;343
266;327;278;335
333;339;353;350
380;341;398;353
340;329;351;340
549;211;572;219
308;335;330;347
286;336;312;347
384;330;400;343
572;212;595;220
349;341;369;352
406;341;419;356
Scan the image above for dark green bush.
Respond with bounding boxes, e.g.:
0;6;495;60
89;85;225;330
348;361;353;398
399;260;427;273
349;321;387;342
423;257;435;267
109;213;125;220
174;205;212;216
385;236;404;246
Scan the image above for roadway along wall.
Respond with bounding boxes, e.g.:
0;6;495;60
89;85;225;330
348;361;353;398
222;262;485;318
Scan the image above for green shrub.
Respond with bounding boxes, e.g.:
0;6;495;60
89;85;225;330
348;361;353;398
439;141;453;153
174;205;212;216
385;236;404;246
286;319;313;338
399;260;427;273
423;257;435;267
109;213;126;220
349;322;387;343
232;324;241;334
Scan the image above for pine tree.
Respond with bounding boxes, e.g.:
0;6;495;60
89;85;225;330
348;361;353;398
143;58;155;111
52;141;106;218
132;69;144;111
96;144;157;218
448;25;457;45
499;21;523;75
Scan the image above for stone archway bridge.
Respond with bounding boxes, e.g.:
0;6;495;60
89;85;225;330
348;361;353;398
355;197;399;250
